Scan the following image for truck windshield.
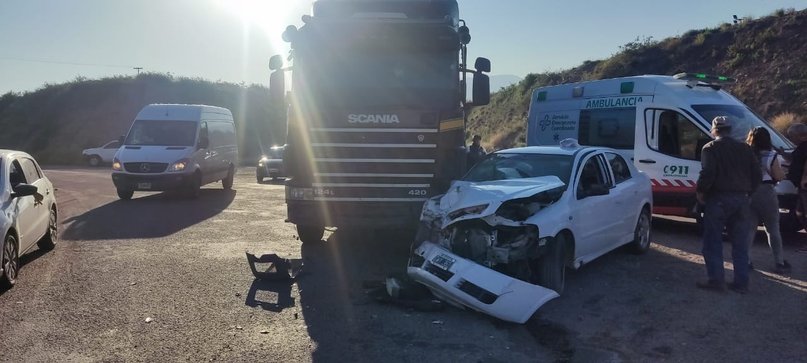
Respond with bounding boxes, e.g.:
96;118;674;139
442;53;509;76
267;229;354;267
691;104;793;149
464;153;574;185
124;120;197;146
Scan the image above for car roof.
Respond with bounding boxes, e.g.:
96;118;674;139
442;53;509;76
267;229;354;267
0;149;33;159
494;145;609;157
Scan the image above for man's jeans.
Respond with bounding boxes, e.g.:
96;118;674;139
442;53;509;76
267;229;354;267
702;192;753;287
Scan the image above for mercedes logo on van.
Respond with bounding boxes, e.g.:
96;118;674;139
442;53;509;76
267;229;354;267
140;163;151;172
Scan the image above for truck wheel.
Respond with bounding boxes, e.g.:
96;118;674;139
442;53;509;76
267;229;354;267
297;225;324;244
630;207;652;254
88;155;101;167
533;233;567;294
117;189;134;200
1;234;19;289
223;166;234;190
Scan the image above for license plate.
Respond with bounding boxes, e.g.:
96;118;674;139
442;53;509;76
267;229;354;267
431;254;456;270
137;182;152;189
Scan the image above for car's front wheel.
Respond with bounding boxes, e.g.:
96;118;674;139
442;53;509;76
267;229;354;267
630;207;652;254
37;206;57;251
223;166;234;190
533;233;567;294
87;155;101;167
1;234;19;289
117;189;134;200
256;169;265;184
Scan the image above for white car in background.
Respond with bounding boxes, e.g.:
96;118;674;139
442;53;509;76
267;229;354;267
1;150;58;289
82;140;121;167
408;139;652;323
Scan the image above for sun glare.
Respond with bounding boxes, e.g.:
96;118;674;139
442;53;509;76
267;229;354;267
216;0;298;48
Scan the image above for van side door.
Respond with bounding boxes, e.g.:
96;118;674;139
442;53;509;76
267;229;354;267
635;108;712;216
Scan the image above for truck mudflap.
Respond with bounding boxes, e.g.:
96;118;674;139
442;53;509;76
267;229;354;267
407;242;559;324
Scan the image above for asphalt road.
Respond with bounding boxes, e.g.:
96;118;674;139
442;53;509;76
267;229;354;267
1;167;805;362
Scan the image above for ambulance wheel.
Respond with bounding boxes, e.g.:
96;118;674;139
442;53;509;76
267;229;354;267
117;189;134;200
533;232;567;294
297;225;324;244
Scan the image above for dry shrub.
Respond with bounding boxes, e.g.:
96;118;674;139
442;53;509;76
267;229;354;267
486;129;520;151
771;112;803;136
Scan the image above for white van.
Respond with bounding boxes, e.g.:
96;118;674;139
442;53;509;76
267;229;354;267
111;104;239;199
526;73;795;222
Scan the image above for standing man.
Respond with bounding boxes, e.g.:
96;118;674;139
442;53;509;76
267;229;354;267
467;134;486;169
696;116;761;293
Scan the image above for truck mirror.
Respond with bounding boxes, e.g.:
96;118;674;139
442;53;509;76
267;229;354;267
269;54;284;71
474;57;491;73
473;73;490;106
269;69;286;106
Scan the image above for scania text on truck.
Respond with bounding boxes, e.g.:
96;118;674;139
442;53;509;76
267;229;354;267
269;0;491;243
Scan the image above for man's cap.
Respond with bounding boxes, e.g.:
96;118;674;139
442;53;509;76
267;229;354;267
711;116;732;130
472;135;482;141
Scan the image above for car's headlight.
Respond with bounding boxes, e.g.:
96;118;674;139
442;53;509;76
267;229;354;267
167;159;190;172
112;158;122;171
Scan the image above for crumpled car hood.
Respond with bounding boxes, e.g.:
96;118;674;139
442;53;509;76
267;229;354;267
428;176;565;226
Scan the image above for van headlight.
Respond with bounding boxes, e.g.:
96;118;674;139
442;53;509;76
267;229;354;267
167;159;190;172
112;158;122;171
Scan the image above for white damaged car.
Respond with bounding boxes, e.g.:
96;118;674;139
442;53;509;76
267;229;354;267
407;140;652;323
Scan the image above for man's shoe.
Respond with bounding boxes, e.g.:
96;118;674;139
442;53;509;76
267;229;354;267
774;260;792;274
728;282;749;294
696;280;726;292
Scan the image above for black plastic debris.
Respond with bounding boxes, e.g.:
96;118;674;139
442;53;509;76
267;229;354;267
246;252;303;280
365;274;445;312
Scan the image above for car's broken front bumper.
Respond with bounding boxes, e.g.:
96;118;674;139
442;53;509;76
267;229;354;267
407;242;559;324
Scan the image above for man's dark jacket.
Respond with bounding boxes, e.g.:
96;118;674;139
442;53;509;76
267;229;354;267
697;136;761;196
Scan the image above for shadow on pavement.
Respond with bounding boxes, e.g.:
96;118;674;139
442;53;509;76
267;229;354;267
60;189;236;240
244;279;295;312
0;247;53;296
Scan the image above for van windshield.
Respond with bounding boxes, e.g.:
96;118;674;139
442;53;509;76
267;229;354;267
124;120;198;146
691;104;793;149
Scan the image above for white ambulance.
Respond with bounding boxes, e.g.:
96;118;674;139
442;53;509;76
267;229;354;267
526;73;796;224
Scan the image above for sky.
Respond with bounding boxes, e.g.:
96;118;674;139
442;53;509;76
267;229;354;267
1;0;806;94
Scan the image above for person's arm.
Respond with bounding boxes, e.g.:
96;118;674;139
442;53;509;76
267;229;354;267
749;149;762;192
771;157;786;182
696;145;715;203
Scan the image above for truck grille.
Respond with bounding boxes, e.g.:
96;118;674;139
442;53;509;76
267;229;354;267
124;162;168;173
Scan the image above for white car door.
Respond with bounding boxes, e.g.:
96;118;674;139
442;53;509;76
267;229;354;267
570;154;620;258
605;152;642;243
20;158;50;243
9;160;39;252
100;141;121;162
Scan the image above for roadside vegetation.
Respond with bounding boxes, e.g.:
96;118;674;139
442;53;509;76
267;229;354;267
469;8;807;150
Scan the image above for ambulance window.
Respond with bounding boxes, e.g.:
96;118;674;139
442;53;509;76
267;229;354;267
578;108;635;149
652;110;711;161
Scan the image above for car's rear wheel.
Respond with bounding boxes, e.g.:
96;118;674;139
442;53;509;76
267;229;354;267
297;225;324;244
1;234;19;289
223;166;234;190
534;233;567;294
117;189;134;200
88;155;101;167
37;206;57;251
630;207;652;254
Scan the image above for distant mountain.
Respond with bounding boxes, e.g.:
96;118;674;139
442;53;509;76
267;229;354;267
468;8;807;150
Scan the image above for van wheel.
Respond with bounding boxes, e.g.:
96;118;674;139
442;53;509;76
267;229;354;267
187;174;202;199
533;233;567;294
117;189;134;200
223;167;234;190
37;206;58;251
630;208;652;254
1;234;19;289
297;225;324;244
88;155;101;167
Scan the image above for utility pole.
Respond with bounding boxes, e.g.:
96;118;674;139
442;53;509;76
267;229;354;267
133;67;143;75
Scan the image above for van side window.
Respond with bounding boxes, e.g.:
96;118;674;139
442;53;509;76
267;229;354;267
199;122;209;145
605;153;631;184
578;108;635;149
647;110;711;161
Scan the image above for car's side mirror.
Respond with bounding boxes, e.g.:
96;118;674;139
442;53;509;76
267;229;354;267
197;136;209;149
580;183;610;198
11;183;38;198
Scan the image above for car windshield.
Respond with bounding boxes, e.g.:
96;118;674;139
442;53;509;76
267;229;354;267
691;104;793;149
124;120;198;146
464;153;574;185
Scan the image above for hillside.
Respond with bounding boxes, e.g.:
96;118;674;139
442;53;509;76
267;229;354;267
0;73;283;164
469;8;807;149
